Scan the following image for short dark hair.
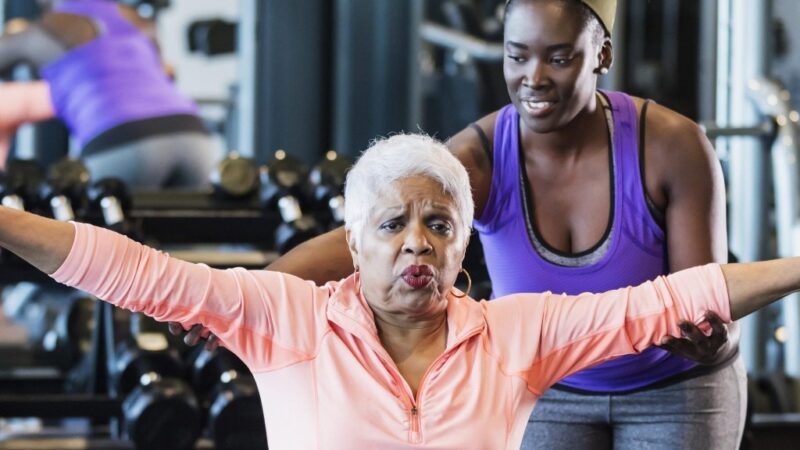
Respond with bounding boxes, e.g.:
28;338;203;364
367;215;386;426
504;0;607;47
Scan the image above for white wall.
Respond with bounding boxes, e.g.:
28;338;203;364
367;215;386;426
157;0;240;101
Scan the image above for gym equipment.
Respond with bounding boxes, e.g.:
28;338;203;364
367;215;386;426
87;177;132;234
0;159;44;211
418;1;505;137
260;151;322;253
2;284;94;370
40;158;90;221
188;347;267;450
309;150;351;228
188;18;238;56
210;152;260;198
111;315;201;450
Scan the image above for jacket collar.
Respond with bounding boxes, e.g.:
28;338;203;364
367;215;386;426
326;273;486;351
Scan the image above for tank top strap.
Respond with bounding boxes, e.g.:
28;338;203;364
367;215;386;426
600;90;664;241
600;91;644;213
474;104;520;232
54;0;138;36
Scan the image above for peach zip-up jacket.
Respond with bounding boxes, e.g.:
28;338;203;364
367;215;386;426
51;223;732;449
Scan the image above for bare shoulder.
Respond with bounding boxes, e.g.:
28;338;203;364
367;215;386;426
445;110;500;218
447;111;498;162
40;12;98;47
633;97;718;184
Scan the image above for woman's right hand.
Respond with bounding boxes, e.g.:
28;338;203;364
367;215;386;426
168;322;220;350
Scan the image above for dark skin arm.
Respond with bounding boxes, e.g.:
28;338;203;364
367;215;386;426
636;99;735;363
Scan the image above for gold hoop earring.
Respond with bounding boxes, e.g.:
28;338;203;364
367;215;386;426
452;268;472;298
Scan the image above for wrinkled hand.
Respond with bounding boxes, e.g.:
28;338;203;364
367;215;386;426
167;322;220;351
658;311;728;364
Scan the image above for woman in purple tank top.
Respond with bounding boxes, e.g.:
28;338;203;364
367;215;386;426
173;0;745;448
444;2;744;448
0;0;215;188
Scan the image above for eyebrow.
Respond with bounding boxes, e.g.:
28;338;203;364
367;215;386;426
429;204;457;215
505;41;574;53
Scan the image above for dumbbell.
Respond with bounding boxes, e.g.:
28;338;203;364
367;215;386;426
309;150;352;228
2;284;94;370
260;150;322;253
112;317;202;450
187;18;238;56
0;159;44;211
88;177;132;233
210;152;260;198
40;158;90;221
188;347;267;450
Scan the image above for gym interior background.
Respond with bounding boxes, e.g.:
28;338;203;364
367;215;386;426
1;0;800;448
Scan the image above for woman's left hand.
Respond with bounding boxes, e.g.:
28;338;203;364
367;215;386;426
658;311;729;364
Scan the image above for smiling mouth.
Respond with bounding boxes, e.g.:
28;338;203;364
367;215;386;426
401;265;434;289
520;99;557;117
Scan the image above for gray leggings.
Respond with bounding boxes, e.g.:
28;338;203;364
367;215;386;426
521;356;747;450
82;132;219;189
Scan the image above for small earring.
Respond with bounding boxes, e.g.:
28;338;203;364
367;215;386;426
599;67;609;75
451;268;472;298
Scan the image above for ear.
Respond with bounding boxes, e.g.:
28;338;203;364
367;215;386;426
595;38;614;74
345;228;360;269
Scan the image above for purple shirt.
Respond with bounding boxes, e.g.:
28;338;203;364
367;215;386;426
474;91;697;392
40;0;198;150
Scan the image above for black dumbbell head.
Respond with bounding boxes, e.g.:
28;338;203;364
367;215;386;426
259;152;310;208
123;377;202;450
114;344;185;396
87;177;132;211
208;377;267;450
45;159;91;196
1;159;45;207
309;151;352;202
190;347;248;396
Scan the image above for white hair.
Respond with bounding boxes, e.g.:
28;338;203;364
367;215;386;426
343;133;474;242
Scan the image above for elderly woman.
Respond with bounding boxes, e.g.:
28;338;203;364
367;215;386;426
0;134;793;449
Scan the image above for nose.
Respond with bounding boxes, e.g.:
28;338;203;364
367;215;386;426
401;222;433;256
524;60;550;90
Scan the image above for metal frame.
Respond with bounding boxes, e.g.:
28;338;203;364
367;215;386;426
716;0;773;372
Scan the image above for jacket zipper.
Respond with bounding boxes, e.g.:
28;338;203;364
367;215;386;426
409;405;420;443
405;326;482;444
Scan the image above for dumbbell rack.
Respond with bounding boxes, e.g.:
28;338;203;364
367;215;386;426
0;189;296;446
0;296;119;420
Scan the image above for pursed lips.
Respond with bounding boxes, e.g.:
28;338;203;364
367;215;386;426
400;264;434;289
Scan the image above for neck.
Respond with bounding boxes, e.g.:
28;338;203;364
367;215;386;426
373;309;448;362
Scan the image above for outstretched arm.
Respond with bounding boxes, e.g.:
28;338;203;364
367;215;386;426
723;259;800;319
488;260;800;394
0;206;331;371
0;206;72;273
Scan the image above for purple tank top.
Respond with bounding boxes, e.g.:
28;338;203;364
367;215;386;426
474;91;697;392
40;0;198;150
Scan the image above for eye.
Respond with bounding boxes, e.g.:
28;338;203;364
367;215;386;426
506;54;525;63
550;55;574;66
380;219;403;232
429;220;453;235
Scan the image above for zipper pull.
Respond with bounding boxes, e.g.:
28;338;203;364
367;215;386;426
409;405;421;443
